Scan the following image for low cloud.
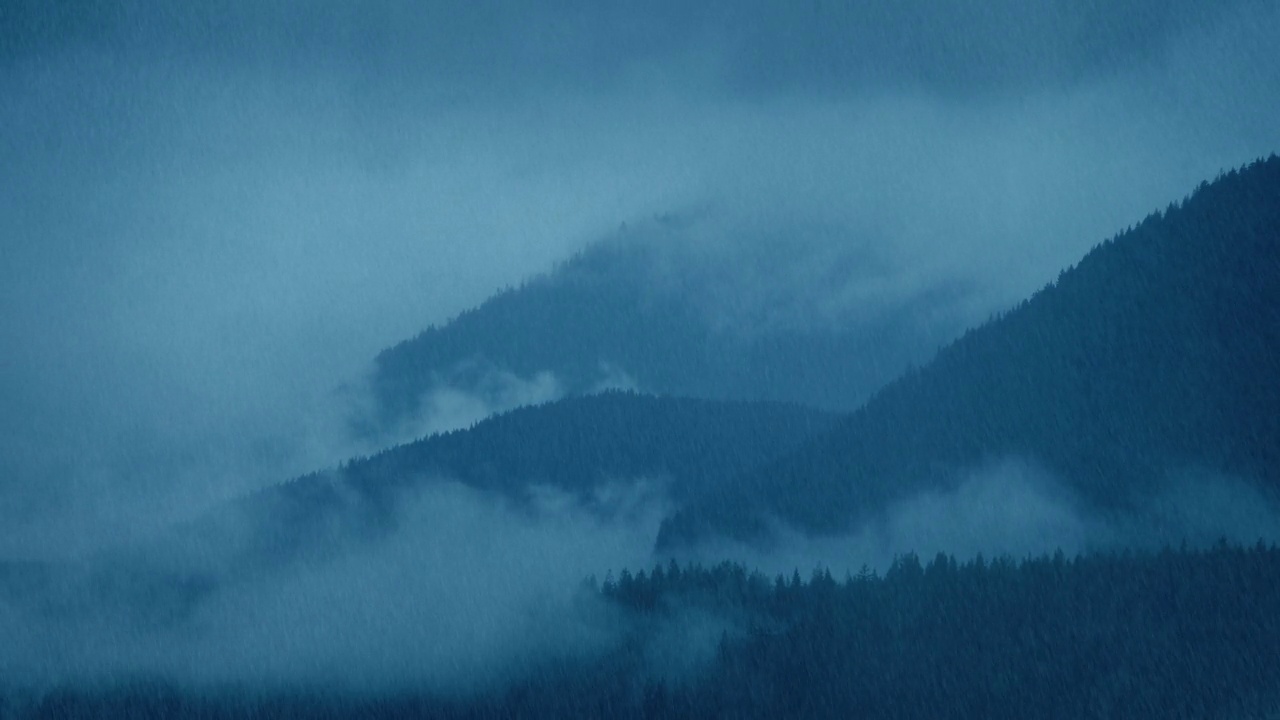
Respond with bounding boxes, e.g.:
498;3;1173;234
680;460;1088;577
1100;470;1280;551
4;458;1278;697
0;479;667;694
589;362;641;395
682;459;1280;578
372;367;564;447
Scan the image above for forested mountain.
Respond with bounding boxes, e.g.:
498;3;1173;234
362;218;966;436
662;156;1280;547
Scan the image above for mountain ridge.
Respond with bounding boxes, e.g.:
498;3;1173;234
660;155;1280;548
361;219;969;438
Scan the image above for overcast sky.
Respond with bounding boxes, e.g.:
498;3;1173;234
2;0;1278;556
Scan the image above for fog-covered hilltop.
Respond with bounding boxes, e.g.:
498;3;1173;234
362;216;972;438
662;156;1280;548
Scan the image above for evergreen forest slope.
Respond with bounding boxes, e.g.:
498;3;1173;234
662;156;1280;547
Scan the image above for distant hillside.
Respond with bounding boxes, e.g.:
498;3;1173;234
212;392;835;568
341;392;832;501
661;156;1280;548
362;218;968;437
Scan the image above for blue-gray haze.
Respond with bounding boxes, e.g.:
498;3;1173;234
2;0;1280;691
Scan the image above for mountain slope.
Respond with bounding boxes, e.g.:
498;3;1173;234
208;392;835;567
362;218;969;437
333;390;835;509
661;156;1280;547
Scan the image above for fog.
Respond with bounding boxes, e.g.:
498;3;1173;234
4;459;1276;695
692;460;1280;580
2;0;1280;698
0;479;665;692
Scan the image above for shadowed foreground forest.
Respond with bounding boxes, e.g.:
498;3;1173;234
16;542;1280;719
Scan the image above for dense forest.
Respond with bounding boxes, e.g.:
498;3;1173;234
17;542;1280;718
662;156;1280;548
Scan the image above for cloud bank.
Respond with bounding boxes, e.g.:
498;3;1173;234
2;0;1278;565
686;459;1280;578
0;480;665;693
